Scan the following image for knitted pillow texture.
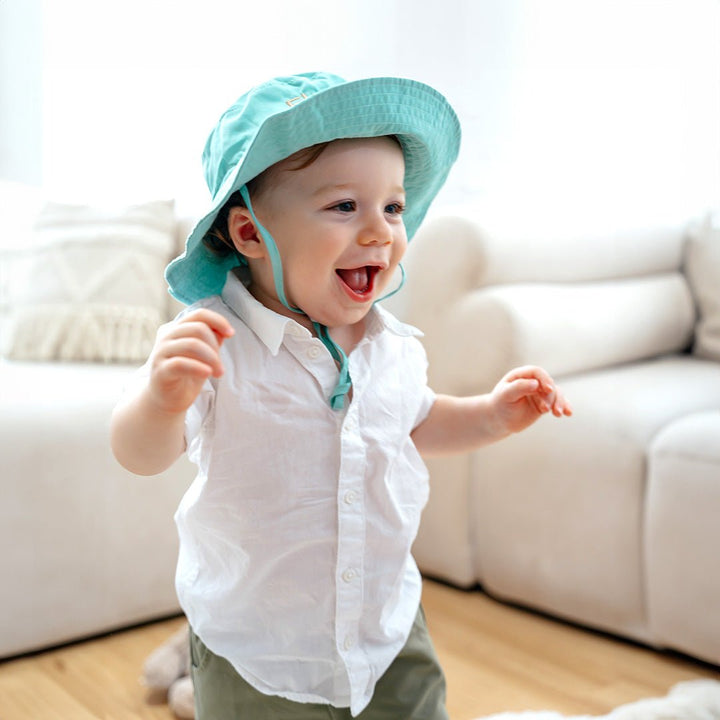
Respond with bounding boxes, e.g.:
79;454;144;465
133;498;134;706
2;200;176;363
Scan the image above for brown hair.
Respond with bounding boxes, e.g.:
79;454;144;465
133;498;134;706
203;142;332;258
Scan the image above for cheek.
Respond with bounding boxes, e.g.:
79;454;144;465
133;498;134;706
393;236;409;265
286;247;335;291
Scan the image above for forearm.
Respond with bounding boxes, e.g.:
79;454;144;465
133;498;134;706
411;393;509;457
110;389;187;476
411;367;572;458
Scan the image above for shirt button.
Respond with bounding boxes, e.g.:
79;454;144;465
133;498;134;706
343;636;354;651
343;490;357;505
307;346;321;359
342;568;356;583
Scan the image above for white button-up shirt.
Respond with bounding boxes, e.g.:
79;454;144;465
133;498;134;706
175;273;435;716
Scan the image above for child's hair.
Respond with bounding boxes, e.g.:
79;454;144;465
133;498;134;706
203;141;332;259
203;135;401;259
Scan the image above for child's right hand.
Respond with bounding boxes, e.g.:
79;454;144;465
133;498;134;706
147;308;235;415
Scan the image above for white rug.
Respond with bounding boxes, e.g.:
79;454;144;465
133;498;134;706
478;680;720;720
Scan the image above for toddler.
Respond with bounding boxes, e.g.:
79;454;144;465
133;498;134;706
111;72;571;720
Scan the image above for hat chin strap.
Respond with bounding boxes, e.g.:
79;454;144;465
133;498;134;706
238;185;406;410
239;185;353;410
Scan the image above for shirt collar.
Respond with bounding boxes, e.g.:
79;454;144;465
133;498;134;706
220;270;422;355
221;270;304;355
366;303;424;342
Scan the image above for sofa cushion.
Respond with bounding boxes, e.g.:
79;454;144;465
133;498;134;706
0;361;195;658
646;410;720;665
1;199;176;363
463;357;720;643
685;213;720;361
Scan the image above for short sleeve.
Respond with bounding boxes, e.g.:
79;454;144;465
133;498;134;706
402;333;435;430
185;380;214;459
413;384;436;430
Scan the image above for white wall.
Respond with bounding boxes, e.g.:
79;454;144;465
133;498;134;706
2;0;718;229
0;0;43;185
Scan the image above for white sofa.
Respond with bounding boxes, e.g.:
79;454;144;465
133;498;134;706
2;184;718;670
386;210;720;667
0;361;195;658
0;188;196;658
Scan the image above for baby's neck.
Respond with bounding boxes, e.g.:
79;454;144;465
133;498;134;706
245;278;367;356
325;320;366;358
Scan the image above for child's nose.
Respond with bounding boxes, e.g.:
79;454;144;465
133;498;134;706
357;215;392;246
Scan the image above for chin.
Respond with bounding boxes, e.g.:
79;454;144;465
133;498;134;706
320;305;372;330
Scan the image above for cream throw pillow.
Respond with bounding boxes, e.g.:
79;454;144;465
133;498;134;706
685;213;720;361
2;200;176;362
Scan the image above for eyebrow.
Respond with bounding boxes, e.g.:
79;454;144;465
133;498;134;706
312;183;406;197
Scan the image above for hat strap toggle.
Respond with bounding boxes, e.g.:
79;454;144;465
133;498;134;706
313;323;352;410
239;184;352;410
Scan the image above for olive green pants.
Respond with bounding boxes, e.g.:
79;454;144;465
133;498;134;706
190;606;449;719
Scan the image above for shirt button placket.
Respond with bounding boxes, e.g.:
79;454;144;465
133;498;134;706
336;407;365;664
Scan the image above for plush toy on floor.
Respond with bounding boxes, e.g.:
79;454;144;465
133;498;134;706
142;624;195;720
479;679;720;720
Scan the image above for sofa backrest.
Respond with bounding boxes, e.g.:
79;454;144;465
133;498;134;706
385;212;698;395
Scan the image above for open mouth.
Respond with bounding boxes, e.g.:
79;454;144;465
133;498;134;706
336;265;382;299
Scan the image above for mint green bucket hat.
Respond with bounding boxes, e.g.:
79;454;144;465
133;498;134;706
165;71;461;306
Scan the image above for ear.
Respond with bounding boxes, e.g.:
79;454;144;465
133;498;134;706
227;207;266;259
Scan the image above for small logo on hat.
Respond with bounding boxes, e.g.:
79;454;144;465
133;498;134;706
285;93;308;107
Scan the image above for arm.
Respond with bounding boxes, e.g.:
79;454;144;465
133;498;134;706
110;308;234;476
411;365;572;457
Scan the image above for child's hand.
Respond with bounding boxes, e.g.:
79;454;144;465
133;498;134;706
490;365;572;435
147;308;235;415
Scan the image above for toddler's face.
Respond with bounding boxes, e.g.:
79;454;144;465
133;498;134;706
245;136;407;330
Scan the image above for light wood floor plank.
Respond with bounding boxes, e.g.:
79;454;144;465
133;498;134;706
0;617;186;720
422;581;718;718
0;581;716;720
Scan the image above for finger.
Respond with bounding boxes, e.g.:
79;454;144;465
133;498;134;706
548;384;568;414
163;321;223;352
504;365;555;394
158;336;225;377
180;309;235;340
549;390;572;417
554;396;573;417
157;355;215;383
501;377;542;405
160;317;233;367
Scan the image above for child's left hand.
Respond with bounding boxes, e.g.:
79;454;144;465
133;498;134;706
490;365;572;435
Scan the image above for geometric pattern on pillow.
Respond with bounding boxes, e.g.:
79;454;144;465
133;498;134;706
1;199;177;363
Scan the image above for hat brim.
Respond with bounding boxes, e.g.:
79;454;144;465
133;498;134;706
166;76;461;305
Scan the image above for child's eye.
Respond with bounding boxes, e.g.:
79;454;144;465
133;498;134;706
385;202;405;215
332;201;356;213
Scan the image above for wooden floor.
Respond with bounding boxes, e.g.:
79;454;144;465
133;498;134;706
0;579;717;720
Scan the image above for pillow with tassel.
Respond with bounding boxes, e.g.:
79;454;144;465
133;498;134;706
1;199;176;363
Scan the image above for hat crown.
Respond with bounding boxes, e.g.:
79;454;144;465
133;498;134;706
203;72;346;200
